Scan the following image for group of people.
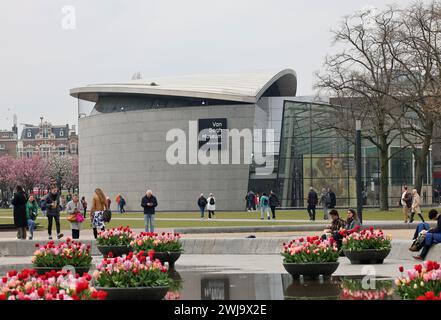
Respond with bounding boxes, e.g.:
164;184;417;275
245;191;280;220
399;185;426;224
197;193;217;219
307;187;336;221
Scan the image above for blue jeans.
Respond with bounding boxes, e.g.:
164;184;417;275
27;219;36;238
414;222;430;239
199;206;205;218
144;214;155;232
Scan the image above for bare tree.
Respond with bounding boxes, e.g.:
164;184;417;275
389;1;441;195
315;7;406;210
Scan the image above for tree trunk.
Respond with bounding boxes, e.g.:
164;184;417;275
379;150;389;211
414;122;433;196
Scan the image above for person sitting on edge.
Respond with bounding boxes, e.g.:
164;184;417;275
413;209;441;261
322;209;346;239
331;209;361;250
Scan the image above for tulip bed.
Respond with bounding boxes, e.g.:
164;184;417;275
342;227;392;251
396;261;441;300
31;239;92;268
281;236;339;263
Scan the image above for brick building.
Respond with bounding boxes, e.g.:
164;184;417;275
0;130;18;157
17;121;78;158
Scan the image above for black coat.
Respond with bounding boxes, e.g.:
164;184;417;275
307;191;318;206
141;195;158;214
12;191;27;228
198;196;208;207
329;192;337;208
269;194;280;207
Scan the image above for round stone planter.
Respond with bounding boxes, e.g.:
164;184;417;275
153;252;181;268
97;245;133;257
283;262;340;279
95;286;169;300
33;266;91;276
343;249;391;264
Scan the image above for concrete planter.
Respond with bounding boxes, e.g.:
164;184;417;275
152;252;181;268
33;266;91;276
343;249;391;264
97;245;133;257
95;286;169;300
282;262;340;279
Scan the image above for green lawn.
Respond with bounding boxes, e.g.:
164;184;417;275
0;207;437;230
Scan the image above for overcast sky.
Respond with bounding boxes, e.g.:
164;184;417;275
0;0;431;131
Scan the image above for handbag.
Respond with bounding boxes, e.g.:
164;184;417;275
409;232;426;252
102;210;112;223
67;213;77;222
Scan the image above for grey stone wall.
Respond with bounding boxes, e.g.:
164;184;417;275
79;104;256;211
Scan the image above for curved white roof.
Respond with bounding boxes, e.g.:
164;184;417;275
70;69;297;104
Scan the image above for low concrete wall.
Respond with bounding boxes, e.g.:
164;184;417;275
0;238;440;262
175;222;437;234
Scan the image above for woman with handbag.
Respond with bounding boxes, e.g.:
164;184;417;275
91;188;108;239
67;194;84;239
410;189;421;223
25;194;39;240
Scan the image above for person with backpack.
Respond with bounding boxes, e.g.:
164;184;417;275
197;193;208;219
91;188;108;239
26;194;39;240
259;193;270;220
269;191;280;219
307;187;318;221
141;189;158;232
12;186;27;240
400;186;413;223
207;193;216;219
45;185;64;240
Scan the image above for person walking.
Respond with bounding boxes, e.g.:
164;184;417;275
207;193;216;219
328;188;336;209
116;194;121;210
319;188;328;220
246;191;255;212
400;186;413;223
119;195;126;213
12;186;27;240
91;188;108;239
81;196;87;217
259;192;271;220
269;191;280;219
413;209;441;261
25;194;39;240
410;189;421;224
40;195;47;217
141;190;158;232
45;185;64;240
67;194;83;239
60;195;66;212
197;193;208;219
307;187;318;221
254;193;260;212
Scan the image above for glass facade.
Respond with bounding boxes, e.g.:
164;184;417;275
249;100;433;208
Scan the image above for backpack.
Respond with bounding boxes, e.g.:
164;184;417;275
209;198;215;205
263;198;268;206
102;209;112;223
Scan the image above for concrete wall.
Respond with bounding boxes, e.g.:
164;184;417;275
79;104;256;211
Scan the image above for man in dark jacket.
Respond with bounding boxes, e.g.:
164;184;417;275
307;187;319;221
414;209;441;261
246;191;255;212
328;188;337;208
141;189;158;232
269;191;280;219
198;193;208;219
45;185;64;240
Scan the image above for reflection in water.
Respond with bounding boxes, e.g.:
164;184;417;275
163;271;397;300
